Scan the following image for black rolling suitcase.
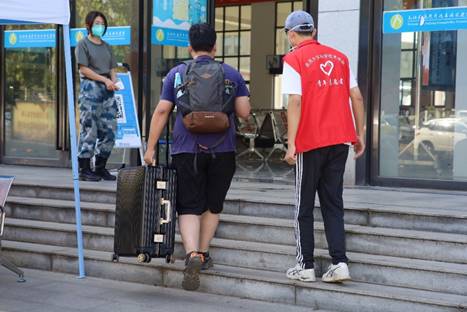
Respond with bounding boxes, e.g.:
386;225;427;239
113;125;176;264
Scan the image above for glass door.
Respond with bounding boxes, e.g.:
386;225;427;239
74;0;140;167
1;24;68;166
376;0;467;186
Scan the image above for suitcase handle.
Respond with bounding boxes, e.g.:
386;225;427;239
0;206;5;236
160;199;172;225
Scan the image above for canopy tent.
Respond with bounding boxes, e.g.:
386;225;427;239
0;0;85;278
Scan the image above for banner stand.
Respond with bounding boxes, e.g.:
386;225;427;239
114;63;144;166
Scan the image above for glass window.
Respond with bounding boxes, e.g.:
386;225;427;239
379;0;467;182
400;51;414;78
240;31;251;55
240;6;251;30
276;29;288;55
274;1;302;109
225;6;239;31
224;57;238;69
277;3;292;28
240;57;251;82
224;32;239;56
216;33;224;56
215;4;251;83
293;1;303;11
215;7;224;31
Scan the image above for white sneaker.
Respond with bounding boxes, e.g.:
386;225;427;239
322;262;351;283
286;264;316;282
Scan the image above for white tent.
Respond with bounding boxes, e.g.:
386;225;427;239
0;0;86;278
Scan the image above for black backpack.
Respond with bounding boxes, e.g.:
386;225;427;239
175;59;237;134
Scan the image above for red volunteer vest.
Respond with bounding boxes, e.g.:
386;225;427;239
283;40;357;153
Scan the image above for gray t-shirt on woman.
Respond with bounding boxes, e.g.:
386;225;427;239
75;37;117;76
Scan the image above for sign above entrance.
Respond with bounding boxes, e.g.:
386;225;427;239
4;29;55;48
4;26;131;49
70;26;131;47
383;6;467;33
152;0;207;47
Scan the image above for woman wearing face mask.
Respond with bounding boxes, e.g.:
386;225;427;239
75;11;119;182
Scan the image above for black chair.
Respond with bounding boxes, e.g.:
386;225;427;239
0;176;25;282
237;113;264;160
256;111;287;161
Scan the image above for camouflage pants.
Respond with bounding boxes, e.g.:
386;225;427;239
78;79;117;159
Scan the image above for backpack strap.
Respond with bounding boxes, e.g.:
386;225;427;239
181;60;194;84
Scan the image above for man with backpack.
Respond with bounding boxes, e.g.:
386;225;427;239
144;23;250;291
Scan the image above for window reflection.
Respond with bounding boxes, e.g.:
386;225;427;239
380;0;467;181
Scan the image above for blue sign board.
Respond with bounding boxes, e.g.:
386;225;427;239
4;29;56;48
70;26;131;47
4;26;131;49
383;6;467;33
152;0;207;47
114;72;142;148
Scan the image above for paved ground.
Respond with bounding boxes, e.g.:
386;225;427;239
0;269;324;312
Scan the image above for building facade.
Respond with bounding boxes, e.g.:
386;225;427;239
0;0;466;190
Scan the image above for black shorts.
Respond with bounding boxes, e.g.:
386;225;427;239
172;152;236;215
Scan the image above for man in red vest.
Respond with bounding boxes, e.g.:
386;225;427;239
282;11;365;283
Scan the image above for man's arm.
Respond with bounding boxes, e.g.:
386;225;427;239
284;94;301;165
350;87;365;159
235;96;251;119
143;100;174;165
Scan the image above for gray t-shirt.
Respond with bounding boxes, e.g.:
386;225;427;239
75;37;117;76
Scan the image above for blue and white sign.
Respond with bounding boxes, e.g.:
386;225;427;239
152;0;207;47
4;26;131;49
70;26;131;47
114;72;142;148
4;29;56;48
383;6;467;33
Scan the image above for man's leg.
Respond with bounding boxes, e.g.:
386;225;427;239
287;150;325;282
199;211;219;253
172;153;208;291
294;150;324;269
199;152;236;269
317;144;349;264
179;214;201;253
318;144;351;283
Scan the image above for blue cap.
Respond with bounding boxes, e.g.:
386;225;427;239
285;11;314;32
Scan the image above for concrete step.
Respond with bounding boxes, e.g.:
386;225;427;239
216;214;467;264
5;196;115;227
5;209;467;264
225;190;467;235
2;240;466;312
7;189;467;239
4;218;467;296
9;181;116;204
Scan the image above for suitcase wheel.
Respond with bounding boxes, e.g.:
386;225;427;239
166;254;175;264
137;253;151;263
111;254;119;263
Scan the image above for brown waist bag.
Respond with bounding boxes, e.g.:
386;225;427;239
182;111;230;134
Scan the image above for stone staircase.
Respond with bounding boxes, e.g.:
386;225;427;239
1;178;467;312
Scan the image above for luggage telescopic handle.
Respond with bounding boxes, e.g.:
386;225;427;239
0;206;5;236
160;199;172;225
